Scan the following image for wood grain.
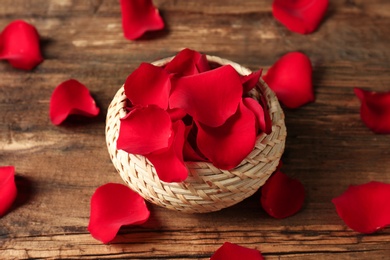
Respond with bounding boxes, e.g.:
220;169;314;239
1;0;390;259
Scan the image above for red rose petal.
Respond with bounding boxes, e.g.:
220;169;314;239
88;183;150;244
354;88;390;134
167;107;187;122
120;0;164;40
241;69;263;93
49;79;100;125
243;97;271;134
124;62;171;110
332;181;390;234
183;142;206;162
183;124;208;162
211;242;264;260
263;52;314;109
272;0;329;34
196;101;257;170
261;170;305;219
145;120;188;183
117;105;173;155
196;54;211;74
258;92;273;134
0;20;43;70
170;65;243;127
164;48;210;76
0;166;17;217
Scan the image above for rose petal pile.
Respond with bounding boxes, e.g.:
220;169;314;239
0;166;17;217
49;79;100;125
0;20;43;70
211;242;264;260
272;0;329;34
88;183;150;244
354;87;390;134
117;49;270;183
120;0;164;40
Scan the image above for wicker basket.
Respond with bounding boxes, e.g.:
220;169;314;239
105;55;286;213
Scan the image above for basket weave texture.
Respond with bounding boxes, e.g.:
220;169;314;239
105;55;287;213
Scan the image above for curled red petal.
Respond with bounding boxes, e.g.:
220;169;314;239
183;142;206;162
263;52;314;109
49;79;100;125
261;170;305;219
241;69;263;93
124;62;171;110
120;0;164;40
164;48;210;76
0;166;17;217
117;105;173;155
211;242;264;260
196;101;257;170
354;88;390;134
272;0;329;34
258;92;273;134
183;124;208;162
196;54;211;73
146;120;188;183
88;183;150;244
167;107;187;122
243;97;270;134
332;181;390;234
170;65;243;127
0;20;43;70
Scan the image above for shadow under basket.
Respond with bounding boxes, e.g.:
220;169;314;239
105;55;287;213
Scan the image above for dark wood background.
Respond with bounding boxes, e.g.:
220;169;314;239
1;0;390;259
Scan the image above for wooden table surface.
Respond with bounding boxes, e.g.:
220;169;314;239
1;0;390;259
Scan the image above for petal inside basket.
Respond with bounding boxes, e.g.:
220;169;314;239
196;100;257;170
146;120;188;183
117;105;173;155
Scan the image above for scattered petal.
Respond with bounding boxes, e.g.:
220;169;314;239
170;65;243;127
211;242;264;260
49;79;100;125
124;62;171;110
263;52;314;109
0;20;43;70
117;105;173;155
272;0;329;34
164;48;210;76
196;101;257;170
88;183;150;243
0;166;17;217
146;120;188;183
354;88;390;134
241;69;263;93
120;0;164;40
332;181;390;234
261;170;305;219
243;97;271;134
